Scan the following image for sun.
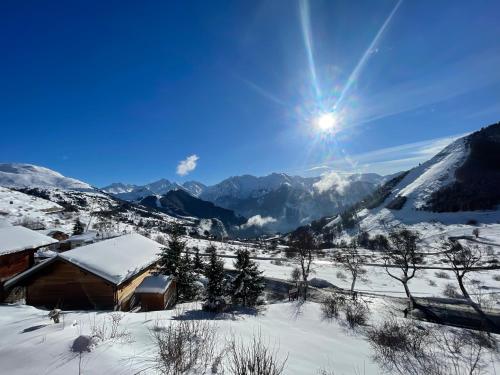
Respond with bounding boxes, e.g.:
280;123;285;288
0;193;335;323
315;112;337;132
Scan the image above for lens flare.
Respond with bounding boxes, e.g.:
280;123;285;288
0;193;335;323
315;112;337;132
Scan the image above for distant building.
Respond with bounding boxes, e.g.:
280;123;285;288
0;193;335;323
59;231;101;251
0;225;57;300
5;233;164;311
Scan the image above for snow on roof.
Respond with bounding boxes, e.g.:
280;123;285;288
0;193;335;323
0;226;58;256
68;231;100;242
135;275;172;294
59;233;163;285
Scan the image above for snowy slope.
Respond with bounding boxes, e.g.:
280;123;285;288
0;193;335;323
0;186;63;224
390;138;468;209
0;163;93;190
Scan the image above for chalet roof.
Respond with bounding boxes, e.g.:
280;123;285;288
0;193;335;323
0;225;58;256
59;233;162;285
135;275;173;294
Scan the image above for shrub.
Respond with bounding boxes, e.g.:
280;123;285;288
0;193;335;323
368;317;496;375
321;292;346;319
343;300;368;329
493;275;500;282
428;280;437;287
89;313;131;342
151;318;220;374
443;283;462;299
434;271;450;279
225;332;288;375
289;267;301;284
336;271;347;280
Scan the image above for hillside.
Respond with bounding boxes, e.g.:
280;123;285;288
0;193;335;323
139;189;246;228
301;122;500;240
0;163;93;190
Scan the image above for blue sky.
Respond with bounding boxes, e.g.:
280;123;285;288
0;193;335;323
1;0;499;187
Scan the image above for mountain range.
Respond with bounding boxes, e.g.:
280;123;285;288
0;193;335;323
3;122;499;235
103;172;385;232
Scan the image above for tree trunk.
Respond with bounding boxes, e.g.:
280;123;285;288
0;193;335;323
458;275;498;332
350;274;357;294
402;281;415;312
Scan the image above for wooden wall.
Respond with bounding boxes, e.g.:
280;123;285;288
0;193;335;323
26;260;115;310
0;250;33;283
116;267;154;310
136;280;177;312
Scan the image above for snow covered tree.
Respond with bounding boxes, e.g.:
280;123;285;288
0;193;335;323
192;246;205;274
204;245;225;310
176;252;198;302
72;218;85;235
231;249;264;307
157;222;188;299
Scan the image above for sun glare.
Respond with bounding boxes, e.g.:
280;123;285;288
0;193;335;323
315;112;337;132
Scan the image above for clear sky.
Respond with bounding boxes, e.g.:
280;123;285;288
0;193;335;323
1;0;499;187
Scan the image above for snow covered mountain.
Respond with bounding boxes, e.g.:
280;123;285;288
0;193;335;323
198;172;383;232
0;163;93;191
370;121;500;214
102;179;207;201
304;121;500;238
104;172;383;232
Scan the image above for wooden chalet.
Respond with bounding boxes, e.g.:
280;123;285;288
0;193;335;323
134;275;176;311
5;233;164;311
0;225;58;300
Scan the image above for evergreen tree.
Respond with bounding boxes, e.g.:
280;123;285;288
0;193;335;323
204;245;225;306
157;223;193;300
192;246;204;273
231;249;264;307
176;252;198;301
73;218;85;235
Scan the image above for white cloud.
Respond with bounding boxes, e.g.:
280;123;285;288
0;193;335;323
300;134;465;177
176;154;199;176
313;171;350;194
240;215;277;229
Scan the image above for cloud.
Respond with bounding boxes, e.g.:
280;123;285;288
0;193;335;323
302;133;465;177
313;171;350;194
176;154;199;176
240;215;277;229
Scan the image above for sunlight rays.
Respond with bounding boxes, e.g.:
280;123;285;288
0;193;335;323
334;0;403;112
299;0;321;99
297;0;403;175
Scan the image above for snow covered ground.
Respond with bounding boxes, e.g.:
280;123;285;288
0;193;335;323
0;186;63;223
0;301;406;375
1;300;498;375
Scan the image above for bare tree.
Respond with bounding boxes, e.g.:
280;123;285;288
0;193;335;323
334;239;365;296
288;228;316;300
443;240;498;332
383;229;422;315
